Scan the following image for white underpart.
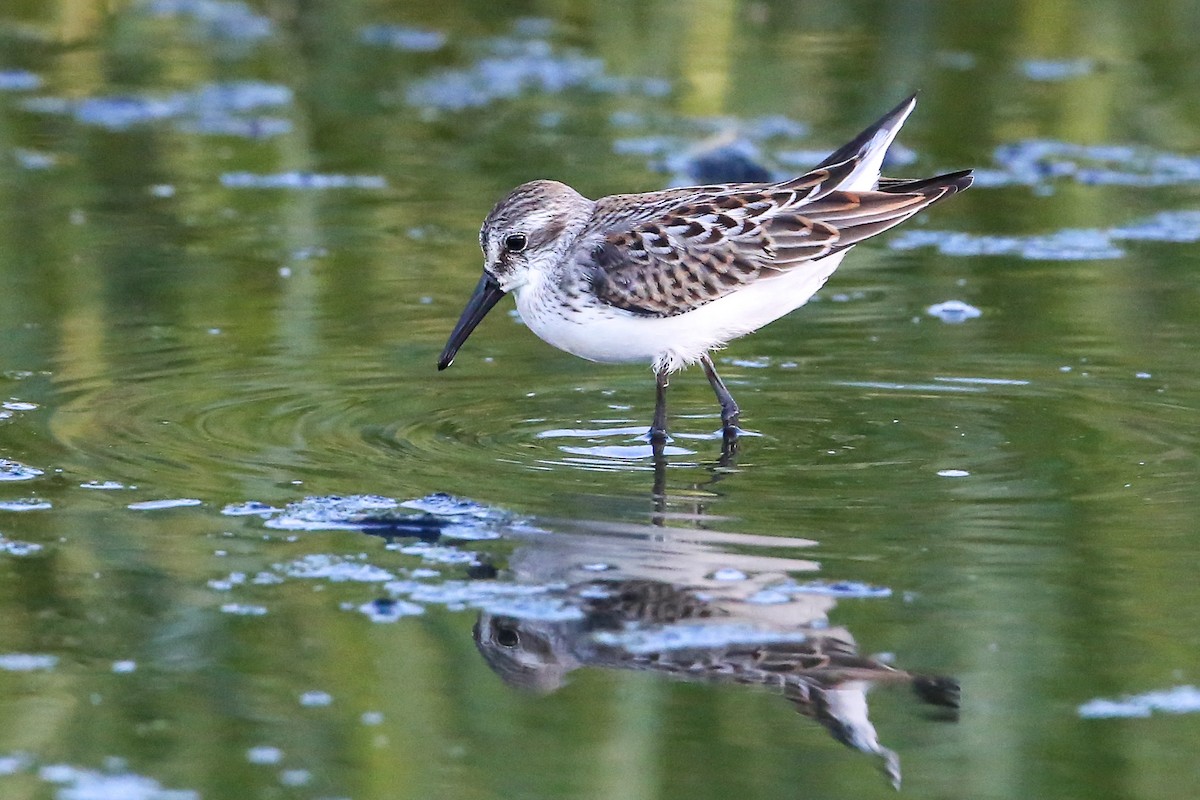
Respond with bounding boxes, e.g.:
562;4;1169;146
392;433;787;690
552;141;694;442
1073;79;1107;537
516;253;848;372
513;99;912;373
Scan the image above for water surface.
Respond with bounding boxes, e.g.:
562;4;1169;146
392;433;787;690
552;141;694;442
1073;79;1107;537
2;2;1199;799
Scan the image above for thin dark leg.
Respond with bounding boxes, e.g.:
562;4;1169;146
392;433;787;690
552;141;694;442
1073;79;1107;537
700;354;740;436
650;436;667;523
649;367;670;443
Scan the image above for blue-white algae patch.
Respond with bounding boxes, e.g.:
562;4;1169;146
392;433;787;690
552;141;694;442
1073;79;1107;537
220;603;268;616
893;228;1125;260
594;622;810;654
220;172;387;190
983;139;1200;188
386;579;566;616
0;534;43;557
1110;210;1200;242
934;376;1030;387
752;579;892;600
405;31;668;112
221;500;280;516
263;495;398;531
127;498;202;511
0;752;33;774
0;70;40;91
143;0;273;42
298;690;333;707
0;459;43;482
234;493;508;542
400;492;502;519
893;208;1200;261
1079;685;1200;718
275;554;395;583
38;762;200;800
837;380;985;394
0;653;58;671
1018;58;1095;81
390;579;580;619
22;81;292;136
387;542;481;565
359;24;447;52
926;300;983;323
80;480;127;490
11;149;56;170
0;499;51;511
246;746;283;765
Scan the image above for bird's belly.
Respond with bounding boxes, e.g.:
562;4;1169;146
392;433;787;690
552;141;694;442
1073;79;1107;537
516;252;847;372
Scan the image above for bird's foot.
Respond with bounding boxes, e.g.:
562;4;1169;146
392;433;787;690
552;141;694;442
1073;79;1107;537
719;411;741;440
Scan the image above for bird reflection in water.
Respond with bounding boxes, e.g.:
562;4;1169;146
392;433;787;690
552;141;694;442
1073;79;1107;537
473;577;957;789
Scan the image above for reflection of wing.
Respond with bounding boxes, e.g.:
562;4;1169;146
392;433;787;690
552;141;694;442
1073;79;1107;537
584;167;973;318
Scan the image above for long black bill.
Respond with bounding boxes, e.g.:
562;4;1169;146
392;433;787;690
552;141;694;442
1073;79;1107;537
437;273;506;370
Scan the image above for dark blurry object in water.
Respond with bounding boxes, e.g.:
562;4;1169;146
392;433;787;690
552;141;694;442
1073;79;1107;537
680;142;773;185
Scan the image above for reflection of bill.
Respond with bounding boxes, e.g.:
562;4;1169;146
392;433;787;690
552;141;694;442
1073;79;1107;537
473;579;958;789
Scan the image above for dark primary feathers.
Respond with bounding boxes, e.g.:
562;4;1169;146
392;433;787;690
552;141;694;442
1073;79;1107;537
585;164;973;318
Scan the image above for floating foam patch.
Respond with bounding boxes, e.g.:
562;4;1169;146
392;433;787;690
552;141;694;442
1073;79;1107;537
1079;685;1200;718
144;0;273;42
38;763;200;800
926;300;983;323
0;70;41;91
359;24;447;52
22;81;292;136
593;622;810;654
0;653;58;671
405;29;668;112
0;499;51;511
127;498;202;511
893;208;1200;261
0;535;43;556
275;553;395;583
985;139;1200;188
220;172;387;189
1018;58;1095;81
0;459;43;482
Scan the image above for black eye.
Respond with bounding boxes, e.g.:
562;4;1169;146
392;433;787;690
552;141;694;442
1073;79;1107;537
496;626;519;648
503;233;527;253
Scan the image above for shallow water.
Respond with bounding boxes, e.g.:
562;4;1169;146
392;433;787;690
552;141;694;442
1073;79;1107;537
2;2;1200;799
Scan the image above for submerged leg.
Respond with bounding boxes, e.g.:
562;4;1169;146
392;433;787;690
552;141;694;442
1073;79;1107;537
700;354;740;436
649;367;670;443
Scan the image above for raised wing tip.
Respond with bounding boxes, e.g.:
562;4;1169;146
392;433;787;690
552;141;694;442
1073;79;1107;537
815;93;920;173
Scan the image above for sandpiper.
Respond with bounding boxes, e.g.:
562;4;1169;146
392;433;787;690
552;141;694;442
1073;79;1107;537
439;95;972;441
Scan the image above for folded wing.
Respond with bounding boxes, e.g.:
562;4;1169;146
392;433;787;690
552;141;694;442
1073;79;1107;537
587;167;972;318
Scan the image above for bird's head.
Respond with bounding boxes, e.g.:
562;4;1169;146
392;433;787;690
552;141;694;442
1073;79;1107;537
438;180;592;370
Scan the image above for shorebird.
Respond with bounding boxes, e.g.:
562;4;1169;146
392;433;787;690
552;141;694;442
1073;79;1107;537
438;95;972;441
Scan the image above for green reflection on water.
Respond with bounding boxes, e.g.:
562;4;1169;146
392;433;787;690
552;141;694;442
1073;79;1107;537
2;1;1200;799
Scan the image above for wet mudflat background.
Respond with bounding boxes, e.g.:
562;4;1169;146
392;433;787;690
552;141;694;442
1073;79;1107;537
3;1;1200;798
